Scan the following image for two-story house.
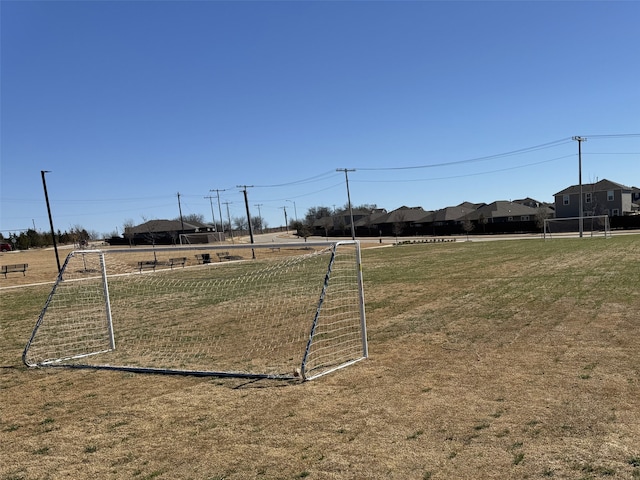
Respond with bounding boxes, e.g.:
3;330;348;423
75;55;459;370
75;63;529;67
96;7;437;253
554;179;636;218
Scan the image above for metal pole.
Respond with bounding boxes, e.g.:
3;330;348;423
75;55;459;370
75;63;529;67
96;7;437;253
337;168;356;240
572;136;586;238
41;171;61;273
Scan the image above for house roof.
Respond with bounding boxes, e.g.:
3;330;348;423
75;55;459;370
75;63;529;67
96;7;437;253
380;206;428;224
468;201;540;220
554;179;631;196
512;197;548;208
353;209;389;227
432;202;482;222
127;219;210;234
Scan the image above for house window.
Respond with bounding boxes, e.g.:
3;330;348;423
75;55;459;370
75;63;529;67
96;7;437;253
607;190;614;201
563;195;570;205
585;192;592;204
508;216;513;222
522;215;530;221
612;208;619;216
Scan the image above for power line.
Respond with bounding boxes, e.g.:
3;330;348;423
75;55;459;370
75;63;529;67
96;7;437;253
253;170;338;188
581;133;640;139
355;138;574;171
353;155;575;183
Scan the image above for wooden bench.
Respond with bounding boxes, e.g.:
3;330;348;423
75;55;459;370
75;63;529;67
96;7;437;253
168;257;187;269
138;260;158;272
195;253;212;264
216;251;231;261
2;263;28;278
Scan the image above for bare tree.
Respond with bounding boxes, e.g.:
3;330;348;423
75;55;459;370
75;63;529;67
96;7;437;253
535;207;551;233
123;219;136;247
233;216;248;234
175;213;205;224
393;212;406;242
461;216;475;241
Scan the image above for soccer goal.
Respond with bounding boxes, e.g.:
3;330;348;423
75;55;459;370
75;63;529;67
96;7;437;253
23;241;367;381
543;215;611;240
178;232;224;244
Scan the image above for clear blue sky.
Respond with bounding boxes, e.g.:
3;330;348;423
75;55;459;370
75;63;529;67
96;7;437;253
2;0;639;237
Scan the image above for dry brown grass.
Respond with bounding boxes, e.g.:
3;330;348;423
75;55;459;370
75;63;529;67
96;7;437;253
1;236;639;479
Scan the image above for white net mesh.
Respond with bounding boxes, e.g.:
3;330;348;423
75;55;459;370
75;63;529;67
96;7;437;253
544;215;611;239
24;242;367;380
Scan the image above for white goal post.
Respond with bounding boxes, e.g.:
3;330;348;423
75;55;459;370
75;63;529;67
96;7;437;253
23;241;368;381
543;215;611;240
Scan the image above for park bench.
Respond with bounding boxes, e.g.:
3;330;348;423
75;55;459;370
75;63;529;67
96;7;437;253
168;257;187;269
195;253;212;264
216;251;231;261
138;260;158;272
2;263;28;278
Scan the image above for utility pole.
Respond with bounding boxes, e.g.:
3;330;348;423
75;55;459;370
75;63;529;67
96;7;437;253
572;136;587;238
177;192;185;235
41;170;61;273
281;206;288;233
204;195;216;233
223;201;234;243
237;185;255;258
254;204;263;233
337;168;356;240
287;200;298;223
210;189;226;241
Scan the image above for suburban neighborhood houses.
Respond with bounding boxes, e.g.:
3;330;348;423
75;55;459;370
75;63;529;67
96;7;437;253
112;178;640;245
554;179;639;218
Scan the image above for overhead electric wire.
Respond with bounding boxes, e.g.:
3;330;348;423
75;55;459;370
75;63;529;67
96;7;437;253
354;137;574;171
255;181;345;204
354;154;575;184
581;133;640;139
253;170;339;188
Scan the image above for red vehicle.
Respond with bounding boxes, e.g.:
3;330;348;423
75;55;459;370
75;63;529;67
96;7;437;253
0;243;12;252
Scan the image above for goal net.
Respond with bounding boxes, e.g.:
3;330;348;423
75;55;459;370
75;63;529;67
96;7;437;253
23;241;367;381
178;232;224;244
543;215;611;240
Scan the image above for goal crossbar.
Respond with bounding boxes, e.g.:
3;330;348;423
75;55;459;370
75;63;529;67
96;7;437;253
23;241;368;381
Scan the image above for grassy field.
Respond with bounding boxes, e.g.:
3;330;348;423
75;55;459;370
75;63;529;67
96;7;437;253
1;236;639;479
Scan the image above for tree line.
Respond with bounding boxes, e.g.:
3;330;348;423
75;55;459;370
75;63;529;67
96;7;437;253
0;225;99;251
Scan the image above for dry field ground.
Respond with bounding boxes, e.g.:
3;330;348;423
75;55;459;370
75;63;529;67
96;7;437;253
1;236;639;479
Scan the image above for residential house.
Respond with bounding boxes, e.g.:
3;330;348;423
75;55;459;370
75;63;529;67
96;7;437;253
469;201;548;224
352;208;389;236
554;179;637;218
122;219;217;245
432;202;483;226
375;206;431;236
